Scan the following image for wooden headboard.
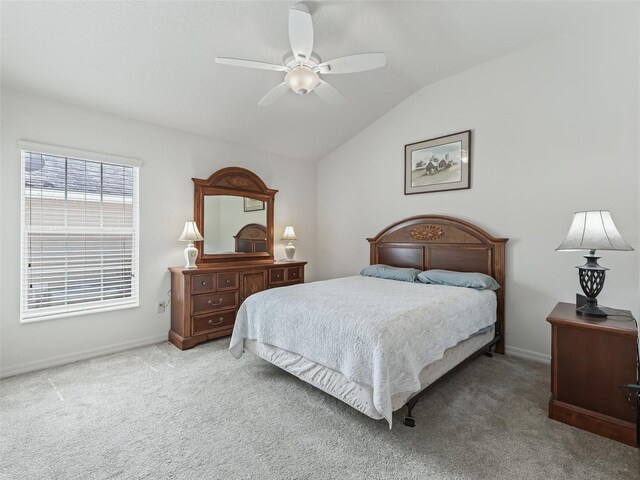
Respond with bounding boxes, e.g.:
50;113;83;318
234;223;267;253
367;215;508;354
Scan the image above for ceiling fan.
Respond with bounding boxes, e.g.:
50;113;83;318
215;3;386;106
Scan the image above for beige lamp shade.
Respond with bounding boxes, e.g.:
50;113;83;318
281;226;297;241
178;221;204;242
556;210;633;252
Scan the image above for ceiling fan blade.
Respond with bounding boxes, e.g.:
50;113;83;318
318;53;386;74
314;80;345;106
258;82;290;106
215;57;287;72
288;3;314;61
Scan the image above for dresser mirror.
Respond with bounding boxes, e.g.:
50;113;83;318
202;196;268;254
193;167;277;264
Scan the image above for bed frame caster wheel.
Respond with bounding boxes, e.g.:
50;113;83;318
403;416;416;427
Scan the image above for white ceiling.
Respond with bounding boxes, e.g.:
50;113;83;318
1;1;613;161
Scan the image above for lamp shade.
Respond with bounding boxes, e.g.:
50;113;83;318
556;211;633;252
281;226;297;241
178;221;203;242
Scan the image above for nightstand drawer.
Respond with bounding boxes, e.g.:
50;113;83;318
217;272;239;291
192;310;236;335
191;274;215;293
192;291;238;315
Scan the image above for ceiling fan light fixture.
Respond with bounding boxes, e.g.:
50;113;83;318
285;66;319;95
217;3;386;105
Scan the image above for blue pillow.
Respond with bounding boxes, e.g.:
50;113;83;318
417;269;500;291
360;264;421;283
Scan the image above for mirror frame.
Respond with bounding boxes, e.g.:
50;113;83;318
193;167;277;264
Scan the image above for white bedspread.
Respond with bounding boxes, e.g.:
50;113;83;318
229;276;496;426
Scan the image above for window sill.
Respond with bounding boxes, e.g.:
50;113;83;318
20;301;140;324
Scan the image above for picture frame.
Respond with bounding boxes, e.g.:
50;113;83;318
243;197;265;212
404;130;471;195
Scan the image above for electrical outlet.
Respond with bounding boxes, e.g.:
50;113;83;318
157;302;166;314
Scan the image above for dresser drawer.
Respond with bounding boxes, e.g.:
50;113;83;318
191;274;215;293
269;266;302;286
192;310;236;335
217;272;239;291
192;291;238;315
286;267;302;282
269;268;286;284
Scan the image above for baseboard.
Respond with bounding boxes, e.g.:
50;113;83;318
505;345;551;364
1;337;552;377
0;334;168;378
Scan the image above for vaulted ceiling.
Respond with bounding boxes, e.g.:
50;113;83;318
1;1;612;161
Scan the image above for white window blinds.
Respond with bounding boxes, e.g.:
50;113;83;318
20;148;139;322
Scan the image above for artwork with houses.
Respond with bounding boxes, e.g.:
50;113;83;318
411;142;462;185
404;130;471;194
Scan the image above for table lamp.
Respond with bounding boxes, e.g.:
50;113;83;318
178;221;204;269
281;226;298;262
556;210;634;317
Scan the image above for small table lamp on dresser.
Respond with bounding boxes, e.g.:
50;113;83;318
281;226;297;262
178;221;204;269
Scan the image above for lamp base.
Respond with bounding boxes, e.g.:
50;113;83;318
183;242;199;269
574;250;608;318
576;304;608;318
284;242;296;262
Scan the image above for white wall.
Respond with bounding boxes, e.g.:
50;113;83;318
317;10;640;361
0;88;317;377
2;7;639;375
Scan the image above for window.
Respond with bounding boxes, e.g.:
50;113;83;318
20;143;140;322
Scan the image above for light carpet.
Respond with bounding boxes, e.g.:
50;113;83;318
1;338;638;480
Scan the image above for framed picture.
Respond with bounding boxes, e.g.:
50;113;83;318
404;130;471;195
243;197;265;212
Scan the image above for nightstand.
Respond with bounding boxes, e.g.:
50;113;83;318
547;302;638;447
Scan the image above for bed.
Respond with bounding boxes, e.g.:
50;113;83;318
229;215;508;427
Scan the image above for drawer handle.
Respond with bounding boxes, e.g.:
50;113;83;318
225;279;230;284
201;281;207;286
209;317;224;326
207;298;223;306
276;274;281;279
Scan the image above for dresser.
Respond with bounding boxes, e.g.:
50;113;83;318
547;302;638;447
168;261;306;350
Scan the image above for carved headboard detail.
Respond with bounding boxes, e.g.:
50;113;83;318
367;215;508;354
